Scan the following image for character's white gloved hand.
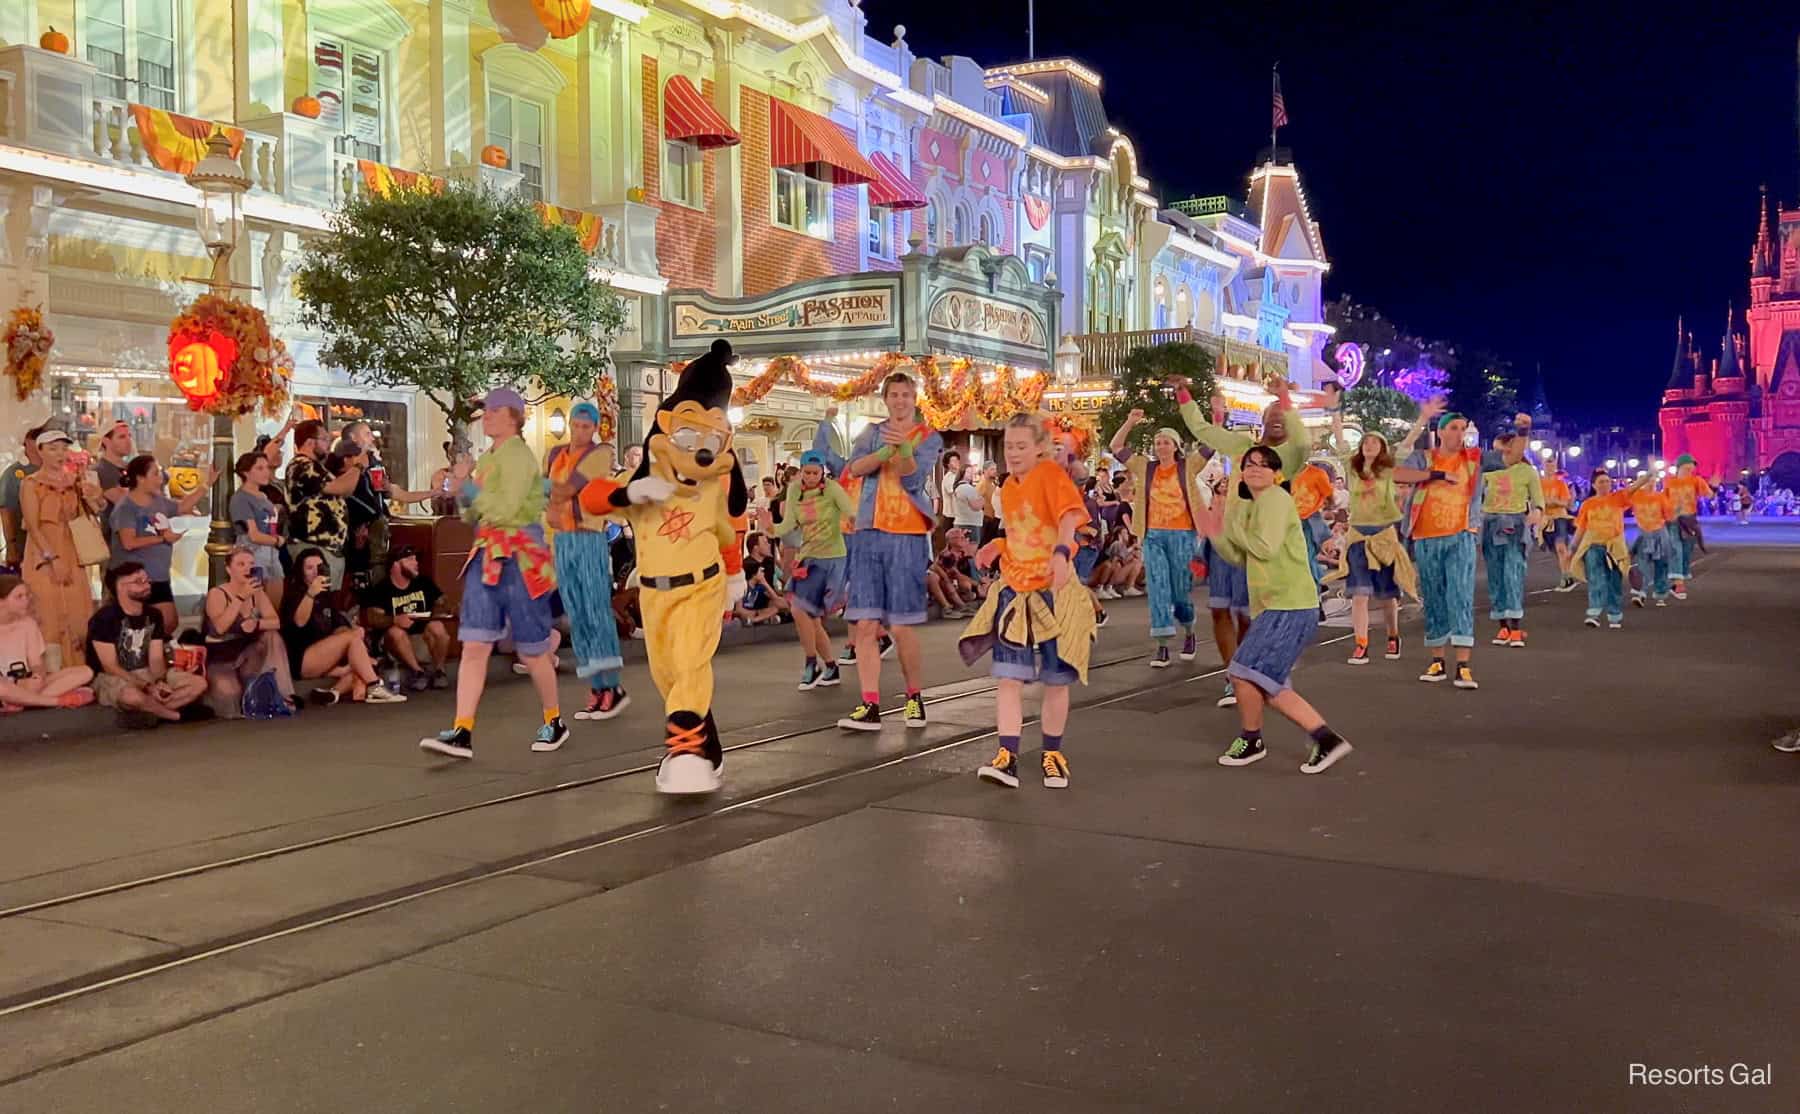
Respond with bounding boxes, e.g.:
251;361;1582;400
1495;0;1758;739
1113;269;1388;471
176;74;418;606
724;571;747;608
627;476;676;504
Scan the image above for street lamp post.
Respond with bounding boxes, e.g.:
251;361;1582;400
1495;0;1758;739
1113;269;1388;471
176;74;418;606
185;132;252;587
1054;335;1082;391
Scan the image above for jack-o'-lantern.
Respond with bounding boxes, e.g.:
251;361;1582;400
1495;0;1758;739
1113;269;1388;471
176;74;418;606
39;27;69;54
169;329;237;409
480;145;509;169
292;95;322;119
166;452;205;499
530;0;591;39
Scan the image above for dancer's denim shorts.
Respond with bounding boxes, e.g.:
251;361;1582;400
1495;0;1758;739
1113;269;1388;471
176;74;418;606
1227;607;1319;694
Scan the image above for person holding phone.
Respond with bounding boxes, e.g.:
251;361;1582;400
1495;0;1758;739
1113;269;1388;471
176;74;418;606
231;451;285;605
109;454;211;637
22;429;106;664
280;547;405;705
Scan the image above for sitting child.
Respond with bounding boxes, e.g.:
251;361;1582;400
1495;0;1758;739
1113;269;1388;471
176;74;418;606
0;575;95;711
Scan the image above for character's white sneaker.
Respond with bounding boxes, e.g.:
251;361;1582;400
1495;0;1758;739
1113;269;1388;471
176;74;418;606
655;753;722;794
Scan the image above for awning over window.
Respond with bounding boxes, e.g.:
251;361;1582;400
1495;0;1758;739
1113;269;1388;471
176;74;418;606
866;151;927;210
663;75;739;149
769;97;877;186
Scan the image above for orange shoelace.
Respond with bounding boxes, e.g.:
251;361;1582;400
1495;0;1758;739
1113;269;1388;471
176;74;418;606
666;719;708;758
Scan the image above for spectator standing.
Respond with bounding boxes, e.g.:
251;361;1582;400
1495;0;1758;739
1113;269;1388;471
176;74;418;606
339;420;434;589
21;429;106;664
951;464;987;535
202;545;295;716
0;425;45;568
86;561;206;722
0;575;95;709
360;545;451;692
280;546;405;705
93;420;134;536
109;454;211;637
230;450;284;604
285;419;358;589
977;460;1004;545
939;450;964;532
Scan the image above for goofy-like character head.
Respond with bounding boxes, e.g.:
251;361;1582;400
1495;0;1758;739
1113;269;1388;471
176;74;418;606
632;339;748;514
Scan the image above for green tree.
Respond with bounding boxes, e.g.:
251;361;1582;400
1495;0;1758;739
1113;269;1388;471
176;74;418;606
1097;342;1216;452
295;183;626;445
1339;385;1418;441
1447;349;1520;437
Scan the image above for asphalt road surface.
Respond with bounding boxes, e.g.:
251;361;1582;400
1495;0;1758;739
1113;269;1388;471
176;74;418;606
0;527;1795;1113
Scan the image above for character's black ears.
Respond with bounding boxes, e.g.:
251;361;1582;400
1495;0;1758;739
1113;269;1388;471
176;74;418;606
726;458;749;517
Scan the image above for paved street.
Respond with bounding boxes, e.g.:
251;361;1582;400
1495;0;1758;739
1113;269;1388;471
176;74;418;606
0;532;1796;1113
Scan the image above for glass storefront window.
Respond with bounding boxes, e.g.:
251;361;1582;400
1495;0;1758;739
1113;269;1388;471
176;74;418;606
292;394;410;487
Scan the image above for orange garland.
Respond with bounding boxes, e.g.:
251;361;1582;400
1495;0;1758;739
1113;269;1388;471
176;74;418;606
3;305;53;402
673;351;1049;427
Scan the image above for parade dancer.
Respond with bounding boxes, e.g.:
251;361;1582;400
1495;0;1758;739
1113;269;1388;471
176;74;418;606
832;374;944;732
420;388;568;760
1405;410;1484;690
814;408;893;666
1627;479;1678;608
1196;444;1353;774
1662;455;1713;599
964;413;1095;789
1323;396;1429;664
1171;376;1312;707
1570;468;1652;629
579;341;748;793
546;401;629;720
785;450;852;690
1480;431;1544;647
1541;467;1579;591
1107;408;1204;668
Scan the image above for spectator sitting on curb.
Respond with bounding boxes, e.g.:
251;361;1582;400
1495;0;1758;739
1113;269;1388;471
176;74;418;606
86;561;206;724
361;545;451;692
0;575;95;711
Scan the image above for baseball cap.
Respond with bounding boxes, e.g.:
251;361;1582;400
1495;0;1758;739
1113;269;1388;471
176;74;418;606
35;429;72;448
482;386;526;413
799;450;826;468
392;545;419;561
571;401;601;425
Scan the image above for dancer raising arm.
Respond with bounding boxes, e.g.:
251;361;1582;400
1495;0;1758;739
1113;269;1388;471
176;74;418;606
1323;394;1432;664
1107;409;1203;668
1571;468;1654;629
1195;444;1353;774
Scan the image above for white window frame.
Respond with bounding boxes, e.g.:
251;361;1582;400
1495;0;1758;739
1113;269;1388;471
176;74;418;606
77;0;190;111
771;166;832;240
662;139;702;208
306;28;395;163
488;88;550;204
867;206;893;258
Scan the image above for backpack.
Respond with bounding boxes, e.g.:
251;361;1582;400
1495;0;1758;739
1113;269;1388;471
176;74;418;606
242;670;295;720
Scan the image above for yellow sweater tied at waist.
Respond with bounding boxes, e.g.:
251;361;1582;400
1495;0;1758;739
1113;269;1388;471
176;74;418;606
956;579;1098;683
1320;525;1420;601
1570;534;1631;583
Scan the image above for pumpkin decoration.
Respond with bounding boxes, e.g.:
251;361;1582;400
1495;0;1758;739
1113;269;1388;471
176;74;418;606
529;0;591;39
39;27;69;54
292;94;322;119
624;186;646;203
480;145;509;169
488;0;547;52
166;295;292;418
165;454;206;499
3;306;53;402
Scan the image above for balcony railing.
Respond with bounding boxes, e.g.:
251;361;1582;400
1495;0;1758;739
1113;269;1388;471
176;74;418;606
1170;195;1251;221
1071;327;1288;382
90;95;282;193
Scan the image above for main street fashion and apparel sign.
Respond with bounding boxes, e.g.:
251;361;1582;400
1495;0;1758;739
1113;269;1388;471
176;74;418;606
923;285;1051;368
667;278;902;356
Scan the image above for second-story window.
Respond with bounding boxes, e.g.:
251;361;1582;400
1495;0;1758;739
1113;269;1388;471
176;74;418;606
926;202;941;247
867;209;892;258
311;34;386;162
488;91;546;203
663;140;701;207
86;0;178;109
978;213;994;246
772;166;831;239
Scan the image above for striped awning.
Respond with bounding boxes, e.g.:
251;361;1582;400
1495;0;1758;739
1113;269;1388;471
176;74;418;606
663;75;739;149
866;151;926;210
768;97;876;186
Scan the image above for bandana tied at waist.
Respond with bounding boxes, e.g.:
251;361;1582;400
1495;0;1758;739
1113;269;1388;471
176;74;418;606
467;524;557;599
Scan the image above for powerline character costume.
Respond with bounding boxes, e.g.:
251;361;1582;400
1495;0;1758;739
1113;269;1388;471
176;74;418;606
580;340;747;794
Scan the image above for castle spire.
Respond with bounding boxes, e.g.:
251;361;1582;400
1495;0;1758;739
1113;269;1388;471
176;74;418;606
1753;185;1776;278
1719;304;1741;380
1666;316;1690;391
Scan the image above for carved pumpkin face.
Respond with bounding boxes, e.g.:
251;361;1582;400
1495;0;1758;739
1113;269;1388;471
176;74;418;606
166;465;204;498
480;145;510;169
170;331;236;408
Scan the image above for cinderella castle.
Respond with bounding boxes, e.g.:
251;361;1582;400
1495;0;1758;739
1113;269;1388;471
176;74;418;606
1660;38;1800;490
1660;179;1800;491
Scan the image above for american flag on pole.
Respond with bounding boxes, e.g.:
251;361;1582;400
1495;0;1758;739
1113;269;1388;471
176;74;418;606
1272;69;1289;130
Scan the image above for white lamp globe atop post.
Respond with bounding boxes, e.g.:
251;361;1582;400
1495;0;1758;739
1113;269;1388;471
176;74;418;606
184;130;253;586
1567;445;1581;459
1054;335;1082;388
186;132;251;296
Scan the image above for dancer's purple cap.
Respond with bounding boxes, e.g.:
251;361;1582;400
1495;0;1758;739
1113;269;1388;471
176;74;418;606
483;386;526;413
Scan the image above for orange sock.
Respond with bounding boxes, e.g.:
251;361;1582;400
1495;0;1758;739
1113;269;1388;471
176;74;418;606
543;706;560;724
454;716;475;733
1355;635;1369;647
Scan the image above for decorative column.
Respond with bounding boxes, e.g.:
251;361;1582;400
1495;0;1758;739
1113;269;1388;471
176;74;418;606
709;27;743;296
429;0;475;170
578;17;623;204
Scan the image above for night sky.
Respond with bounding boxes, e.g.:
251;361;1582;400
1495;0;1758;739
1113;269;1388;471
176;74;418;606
865;1;1800;427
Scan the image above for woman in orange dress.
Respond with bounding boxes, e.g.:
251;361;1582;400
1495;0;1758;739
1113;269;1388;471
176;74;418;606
19;430;104;665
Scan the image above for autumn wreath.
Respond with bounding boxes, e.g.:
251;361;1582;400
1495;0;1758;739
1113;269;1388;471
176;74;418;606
166;294;292;417
3;306;53;402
